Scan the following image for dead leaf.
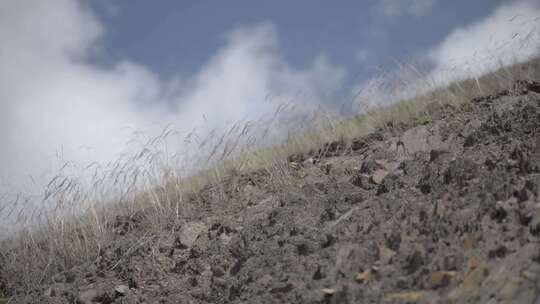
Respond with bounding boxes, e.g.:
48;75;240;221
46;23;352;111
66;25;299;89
463;234;477;251
321;288;336;295
467;256;479;271
355;270;370;283
429;271;458;288
385;291;424;302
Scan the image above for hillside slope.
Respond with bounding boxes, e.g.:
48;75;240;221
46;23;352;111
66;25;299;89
4;79;540;303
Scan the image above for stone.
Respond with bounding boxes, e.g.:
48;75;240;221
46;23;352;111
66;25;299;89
219;232;233;246
399;125;444;156
114;285;129;296
258;274;273;287
377;245;397;265
76;289;99;304
375;160;401;172
246;196;280;222
44;287;57;297
371;169;389;185
303;157;316;165
178;222;208;248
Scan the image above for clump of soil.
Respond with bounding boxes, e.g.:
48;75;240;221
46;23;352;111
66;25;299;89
6;81;540;303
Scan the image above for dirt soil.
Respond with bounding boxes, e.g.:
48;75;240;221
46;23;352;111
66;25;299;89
8;80;540;303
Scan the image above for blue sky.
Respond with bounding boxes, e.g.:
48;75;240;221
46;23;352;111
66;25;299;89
0;0;539;201
90;0;508;81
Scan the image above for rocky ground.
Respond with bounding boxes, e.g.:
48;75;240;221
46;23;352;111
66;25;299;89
7;80;540;303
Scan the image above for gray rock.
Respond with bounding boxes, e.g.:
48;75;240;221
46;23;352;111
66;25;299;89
76;289;99;304
115;284;129;296
245;196;279;222
397;125;445;157
179;222;208;248
44;287;56;297
370;169;388;185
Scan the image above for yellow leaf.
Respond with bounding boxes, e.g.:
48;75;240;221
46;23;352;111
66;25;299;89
385;291;424;302
355;270;370;283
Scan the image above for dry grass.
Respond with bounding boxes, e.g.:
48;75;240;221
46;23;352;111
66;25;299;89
0;54;539;297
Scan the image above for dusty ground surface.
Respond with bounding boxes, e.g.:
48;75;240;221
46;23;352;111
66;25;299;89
5;80;540;303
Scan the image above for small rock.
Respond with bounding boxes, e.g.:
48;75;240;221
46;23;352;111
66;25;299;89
377;245;397;265
303;157;316;165
77;289;99;304
258;274;273;286
44;287;57;297
371;169;389;185
219;232;233;246
355;270;370;283
115;285;129;296
376;160;401;172
178;222;208;248
400;125;444;155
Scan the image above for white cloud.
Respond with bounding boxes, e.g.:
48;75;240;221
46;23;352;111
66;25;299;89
428;0;540;84
378;0;437;17
355;0;540;110
0;1;345;210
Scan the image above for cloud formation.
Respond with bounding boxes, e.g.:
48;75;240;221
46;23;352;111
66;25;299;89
0;0;345;200
428;0;540;84
355;0;540;109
